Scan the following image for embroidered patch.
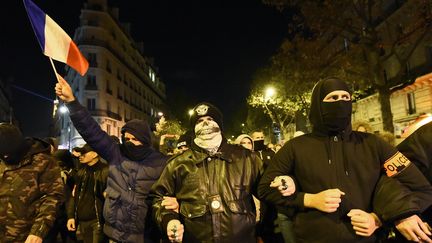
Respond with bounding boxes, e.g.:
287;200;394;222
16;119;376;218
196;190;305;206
383;152;411;177
195;104;209;116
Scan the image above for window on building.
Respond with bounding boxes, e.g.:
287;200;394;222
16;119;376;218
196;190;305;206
106;80;112;94
117;69;122;81
86;76;97;90
106;60;112;73
149;68;156;83
107;101;111;112
106;124;111;135
87;98;96;110
407;92;416;115
88;53;97;67
117;87;122;100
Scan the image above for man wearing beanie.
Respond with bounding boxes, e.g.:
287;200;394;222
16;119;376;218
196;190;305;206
55;77;168;243
0;123;64;242
258;77;432;242
151;102;264;242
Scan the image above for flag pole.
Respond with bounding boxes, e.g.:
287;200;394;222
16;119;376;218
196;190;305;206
48;57;61;82
48;57;61;118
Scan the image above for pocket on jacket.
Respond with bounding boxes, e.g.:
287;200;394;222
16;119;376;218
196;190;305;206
103;187;121;226
125;200;146;232
227;199;248;214
180;202;207;219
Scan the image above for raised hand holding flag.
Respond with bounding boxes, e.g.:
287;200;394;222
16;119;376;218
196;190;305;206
55;73;75;103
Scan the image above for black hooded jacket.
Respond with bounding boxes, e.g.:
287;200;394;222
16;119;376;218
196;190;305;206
258;78;432;243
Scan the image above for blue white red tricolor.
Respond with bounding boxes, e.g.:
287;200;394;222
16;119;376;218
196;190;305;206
23;0;89;76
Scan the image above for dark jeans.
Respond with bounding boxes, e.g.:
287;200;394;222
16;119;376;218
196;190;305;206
276;213;296;243
77;219;106;243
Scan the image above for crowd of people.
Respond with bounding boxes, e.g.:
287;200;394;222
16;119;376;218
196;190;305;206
0;76;431;243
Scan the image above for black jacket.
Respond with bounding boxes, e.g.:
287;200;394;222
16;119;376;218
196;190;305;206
397;121;432;224
151;141;263;243
258;132;432;243
66;160;108;226
257;78;432;243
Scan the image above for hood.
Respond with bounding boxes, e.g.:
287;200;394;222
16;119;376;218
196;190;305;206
309;77;352;136
121;119;152;147
234;134;254;150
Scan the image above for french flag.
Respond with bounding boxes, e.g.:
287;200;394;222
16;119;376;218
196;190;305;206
23;0;89;76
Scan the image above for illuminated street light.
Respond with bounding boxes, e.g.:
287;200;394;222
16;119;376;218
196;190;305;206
241;123;245;127
265;87;276;100
59;105;68;114
157;111;164;117
188;109;194;116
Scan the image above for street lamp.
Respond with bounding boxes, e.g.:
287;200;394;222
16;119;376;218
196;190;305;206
188;109;194;116
157;111;164;117
265;86;276;101
59;105;68;114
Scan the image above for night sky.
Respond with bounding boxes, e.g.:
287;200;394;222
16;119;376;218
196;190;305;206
1;0;289;137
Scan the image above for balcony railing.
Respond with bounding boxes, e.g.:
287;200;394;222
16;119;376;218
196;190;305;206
85;85;98;90
89;109;122;121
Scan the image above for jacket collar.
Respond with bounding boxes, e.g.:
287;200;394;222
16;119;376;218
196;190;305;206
190;138;233;164
312;124;352;140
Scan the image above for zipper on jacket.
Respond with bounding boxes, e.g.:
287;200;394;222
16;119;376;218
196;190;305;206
94;171;101;228
75;173;86;221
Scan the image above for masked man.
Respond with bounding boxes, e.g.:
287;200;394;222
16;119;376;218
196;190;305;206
151;102;264;242
258;77;432;243
55;76;168;243
0;123;64;243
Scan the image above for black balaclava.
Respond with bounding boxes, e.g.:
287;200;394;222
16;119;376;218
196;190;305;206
309;77;352;136
120;119;153;161
253;140;266;151
0;123;30;164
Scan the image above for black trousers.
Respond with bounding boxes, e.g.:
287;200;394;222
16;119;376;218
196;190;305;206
77;219;107;243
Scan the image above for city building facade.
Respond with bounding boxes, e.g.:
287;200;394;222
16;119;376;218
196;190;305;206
353;73;432;138
352;0;432;138
58;0;166;149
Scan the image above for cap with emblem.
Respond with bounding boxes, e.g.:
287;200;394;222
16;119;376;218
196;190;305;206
189;102;223;130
